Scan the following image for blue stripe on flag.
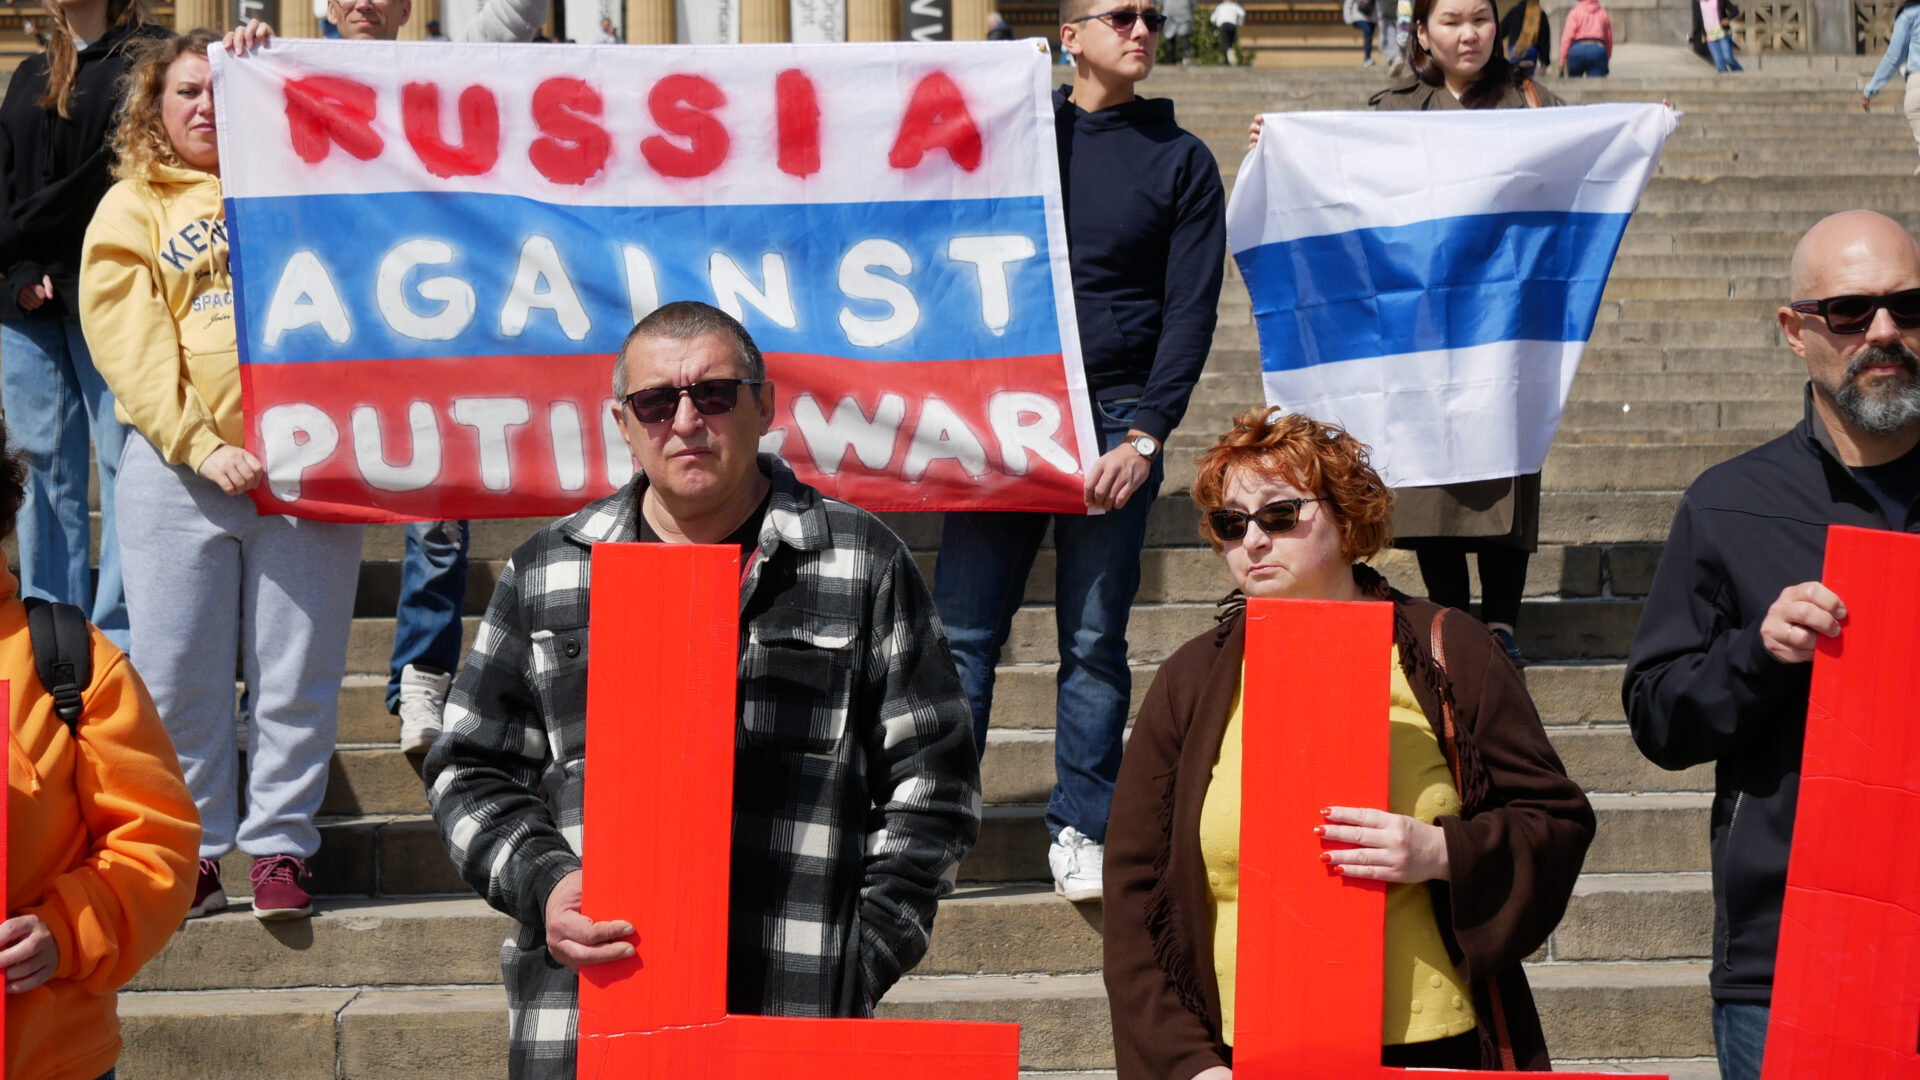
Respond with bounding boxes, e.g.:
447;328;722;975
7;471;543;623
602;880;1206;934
1235;210;1632;372
229;192;1059;364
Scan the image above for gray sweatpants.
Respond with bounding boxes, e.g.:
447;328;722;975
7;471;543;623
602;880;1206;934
116;434;364;859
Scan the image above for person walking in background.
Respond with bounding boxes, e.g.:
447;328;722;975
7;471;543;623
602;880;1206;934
424;17;448;37
1692;0;1743;71
81;30;366;923
987;9;1015;38
1103;411;1593;1078
1559;0;1612;76
1163;0;1195;62
1862;0;1920;174
1500;0;1551;67
1345;0;1378;65
1375;0;1405;71
591;15;618;41
0;0;168;656
1212;0;1246;62
2;417;201;1080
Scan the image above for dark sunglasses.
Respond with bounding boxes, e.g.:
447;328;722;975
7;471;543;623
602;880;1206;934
623;378;765;424
1069;8;1168;32
1788;288;1920;335
1207;497;1324;542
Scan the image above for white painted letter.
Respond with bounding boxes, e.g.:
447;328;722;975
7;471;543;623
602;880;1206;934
259;403;340;502
902;397;988;481
351;402;441;492
988;391;1077;476
600;399;635;487
947;235;1037;335
791;393;906;475
550;401;586;492
710;252;797;329
451;397;532;491
623;245;659;324
837;239;920;348
377;239;475;341
262;251;351;347
500;236;591;340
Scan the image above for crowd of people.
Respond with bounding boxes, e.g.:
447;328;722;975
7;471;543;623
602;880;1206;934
4;0;1917;1077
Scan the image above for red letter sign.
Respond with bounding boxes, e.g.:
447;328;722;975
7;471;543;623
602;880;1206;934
577;543;1019;1078
401;83;501;179
887;72;982;172
283;76;383;164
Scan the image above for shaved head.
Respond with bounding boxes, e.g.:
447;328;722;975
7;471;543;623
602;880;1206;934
1789;210;1920;301
1780;210;1920;452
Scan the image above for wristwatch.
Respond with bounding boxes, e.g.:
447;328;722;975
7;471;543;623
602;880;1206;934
1128;433;1160;459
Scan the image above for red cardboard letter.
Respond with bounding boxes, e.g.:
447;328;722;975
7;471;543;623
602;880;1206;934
888;71;982;172
284;76;383;164
530;77;611;186
401;83;501;179
775;69;821;178
641;74;729;179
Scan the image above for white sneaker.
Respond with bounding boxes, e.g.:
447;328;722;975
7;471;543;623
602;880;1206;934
1049;826;1105;902
397;664;452;754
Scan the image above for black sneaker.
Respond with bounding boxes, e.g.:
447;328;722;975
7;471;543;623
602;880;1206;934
1492;627;1526;668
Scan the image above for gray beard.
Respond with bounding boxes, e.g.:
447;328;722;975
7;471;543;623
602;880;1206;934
1834;345;1920;435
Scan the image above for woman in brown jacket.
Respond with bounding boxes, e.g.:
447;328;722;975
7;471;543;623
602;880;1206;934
1102;408;1593;1078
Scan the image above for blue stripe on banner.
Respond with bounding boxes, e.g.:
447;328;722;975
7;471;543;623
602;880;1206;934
1234;210;1633;372
228;193;1059;364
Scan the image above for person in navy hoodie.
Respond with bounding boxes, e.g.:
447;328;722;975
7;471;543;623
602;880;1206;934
931;0;1225;903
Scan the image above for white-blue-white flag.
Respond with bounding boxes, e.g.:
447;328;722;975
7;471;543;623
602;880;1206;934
1227;104;1676;489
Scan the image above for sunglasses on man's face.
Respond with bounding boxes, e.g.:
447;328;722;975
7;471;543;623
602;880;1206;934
1788;288;1920;335
1207;497;1324;543
623;378;765;424
1069;8;1169;32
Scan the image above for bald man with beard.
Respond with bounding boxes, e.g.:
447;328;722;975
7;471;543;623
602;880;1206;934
1624;209;1920;1080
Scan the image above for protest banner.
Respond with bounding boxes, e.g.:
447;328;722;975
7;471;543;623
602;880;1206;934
1227;105;1675;489
210;39;1095;523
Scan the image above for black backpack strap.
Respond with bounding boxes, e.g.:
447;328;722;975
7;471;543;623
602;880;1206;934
23;596;93;734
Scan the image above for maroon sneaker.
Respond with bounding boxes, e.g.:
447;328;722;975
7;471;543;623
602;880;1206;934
249;854;313;920
186;858;227;919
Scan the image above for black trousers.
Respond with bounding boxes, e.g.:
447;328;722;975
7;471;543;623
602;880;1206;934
1412;539;1529;628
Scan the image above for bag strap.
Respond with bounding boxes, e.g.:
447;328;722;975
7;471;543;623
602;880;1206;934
24;596;93;734
1520;78;1543;108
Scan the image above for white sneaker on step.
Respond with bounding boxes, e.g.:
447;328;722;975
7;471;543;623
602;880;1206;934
398;664;452;754
1049;826;1104;902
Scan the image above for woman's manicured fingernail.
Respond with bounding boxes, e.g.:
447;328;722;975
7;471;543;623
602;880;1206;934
1319;852;1332;863
1312;826;1325;836
1318;807;1331;816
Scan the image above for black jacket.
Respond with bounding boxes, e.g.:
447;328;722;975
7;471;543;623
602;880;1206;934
1623;388;1920;1004
1053;86;1224;444
0;22;168;321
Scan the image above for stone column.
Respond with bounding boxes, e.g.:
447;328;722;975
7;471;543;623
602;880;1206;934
951;0;987;38
848;0;896;39
742;0;790;39
172;0;225;31
397;0;434;37
279;0;321;36
1810;0;1853;53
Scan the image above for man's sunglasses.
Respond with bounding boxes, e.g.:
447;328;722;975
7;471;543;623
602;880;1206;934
622;378;765;424
1068;8;1168;32
1207;497;1324;542
1787;288;1920;335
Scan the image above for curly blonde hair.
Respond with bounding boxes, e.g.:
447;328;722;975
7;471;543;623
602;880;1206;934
111;29;218;182
1191;408;1395;561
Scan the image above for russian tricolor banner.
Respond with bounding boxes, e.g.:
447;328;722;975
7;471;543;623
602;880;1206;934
1227;104;1675;489
211;39;1096;523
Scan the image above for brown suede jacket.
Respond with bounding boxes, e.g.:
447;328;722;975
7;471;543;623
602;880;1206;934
1102;577;1595;1079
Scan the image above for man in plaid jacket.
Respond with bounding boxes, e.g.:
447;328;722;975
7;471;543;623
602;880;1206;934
423;302;982;1079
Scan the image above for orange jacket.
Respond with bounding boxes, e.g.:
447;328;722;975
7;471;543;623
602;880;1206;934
5;571;199;1080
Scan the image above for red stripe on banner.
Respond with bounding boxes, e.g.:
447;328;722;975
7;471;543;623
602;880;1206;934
241;352;1091;523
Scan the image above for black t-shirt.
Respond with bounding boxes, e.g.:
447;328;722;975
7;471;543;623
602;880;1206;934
1848;440;1920;529
635;491;771;566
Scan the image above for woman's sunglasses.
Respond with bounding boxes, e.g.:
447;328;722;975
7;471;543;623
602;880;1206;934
1207;497;1324;542
1068;8;1169;32
622;379;765;424
1787;288;1920;336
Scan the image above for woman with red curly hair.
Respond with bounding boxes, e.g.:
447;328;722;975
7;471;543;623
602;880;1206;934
1101;408;1593;1078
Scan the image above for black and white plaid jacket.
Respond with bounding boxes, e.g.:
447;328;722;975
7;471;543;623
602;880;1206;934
422;456;982;1079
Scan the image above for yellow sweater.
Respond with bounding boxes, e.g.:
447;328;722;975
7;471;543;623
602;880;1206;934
79;162;238;472
5;571;200;1080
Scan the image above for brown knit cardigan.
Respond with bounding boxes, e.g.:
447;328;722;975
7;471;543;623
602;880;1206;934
1102;574;1595;1079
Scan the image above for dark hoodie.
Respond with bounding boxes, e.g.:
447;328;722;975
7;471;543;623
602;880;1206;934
1053;86;1224;444
1624;386;1920;1003
0;20;169;322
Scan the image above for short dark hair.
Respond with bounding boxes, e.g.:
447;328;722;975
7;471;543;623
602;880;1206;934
0;419;28;543
612;301;767;399
1060;0;1090;26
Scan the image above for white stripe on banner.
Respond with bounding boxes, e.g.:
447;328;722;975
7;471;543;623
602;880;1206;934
1260;339;1580;489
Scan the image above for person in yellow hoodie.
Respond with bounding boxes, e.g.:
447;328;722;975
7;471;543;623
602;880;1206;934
2;418;201;1080
80;30;363;922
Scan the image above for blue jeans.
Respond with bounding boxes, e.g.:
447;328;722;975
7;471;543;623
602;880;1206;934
1707;36;1742;71
1712;1001;1768;1080
1566;40;1609;75
0;317;129;649
931;399;1163;842
385;519;469;711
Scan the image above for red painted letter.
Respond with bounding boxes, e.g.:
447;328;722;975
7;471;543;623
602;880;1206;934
887;71;981;172
530;77;611;186
775;69;820;178
402;83;501;179
284;76;383;164
641;74;729;179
